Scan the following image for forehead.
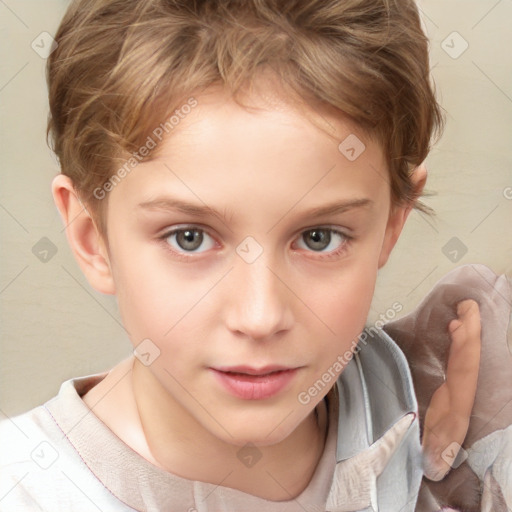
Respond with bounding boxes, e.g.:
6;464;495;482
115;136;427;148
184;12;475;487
107;84;389;223
158;82;371;159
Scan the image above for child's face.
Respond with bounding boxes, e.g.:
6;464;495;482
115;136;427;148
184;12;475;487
102;84;407;446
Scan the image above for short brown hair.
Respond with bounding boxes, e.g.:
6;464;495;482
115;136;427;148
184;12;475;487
47;0;443;239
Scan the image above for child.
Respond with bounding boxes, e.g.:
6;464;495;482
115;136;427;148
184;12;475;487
0;0;469;510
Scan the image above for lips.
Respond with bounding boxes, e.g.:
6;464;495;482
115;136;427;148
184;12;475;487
210;365;298;400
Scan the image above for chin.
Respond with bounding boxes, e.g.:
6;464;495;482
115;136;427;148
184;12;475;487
209;408;307;448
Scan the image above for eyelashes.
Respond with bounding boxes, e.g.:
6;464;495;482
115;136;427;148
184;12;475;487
294;227;351;256
163;227;215;254
159;225;353;261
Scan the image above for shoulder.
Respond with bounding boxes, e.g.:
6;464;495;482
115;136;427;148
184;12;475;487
0;400;69;511
0;376;131;512
0;402;58;468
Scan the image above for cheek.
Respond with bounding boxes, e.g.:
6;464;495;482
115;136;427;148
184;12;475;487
109;241;206;346
301;255;379;374
109;220;382;357
305;251;379;330
326;266;376;335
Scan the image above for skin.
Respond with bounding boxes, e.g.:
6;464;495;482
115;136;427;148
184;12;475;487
52;80;425;501
422;299;481;482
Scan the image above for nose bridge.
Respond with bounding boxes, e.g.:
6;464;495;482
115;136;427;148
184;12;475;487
225;247;292;339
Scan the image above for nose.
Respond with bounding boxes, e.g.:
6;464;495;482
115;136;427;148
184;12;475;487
224;252;294;341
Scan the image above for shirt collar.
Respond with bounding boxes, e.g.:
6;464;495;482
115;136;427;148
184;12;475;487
334;327;418;461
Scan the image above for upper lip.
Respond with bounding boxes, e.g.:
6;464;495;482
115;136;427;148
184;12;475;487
211;365;296;376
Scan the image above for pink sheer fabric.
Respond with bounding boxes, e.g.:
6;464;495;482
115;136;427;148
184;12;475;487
384;264;512;511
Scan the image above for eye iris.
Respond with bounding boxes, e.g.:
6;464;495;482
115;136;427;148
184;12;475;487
177;229;203;251
305;229;331;251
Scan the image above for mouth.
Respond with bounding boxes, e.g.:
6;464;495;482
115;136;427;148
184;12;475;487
210;365;299;400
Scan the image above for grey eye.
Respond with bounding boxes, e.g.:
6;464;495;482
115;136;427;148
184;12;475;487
303;229;331;251
165;228;215;253
296;228;347;253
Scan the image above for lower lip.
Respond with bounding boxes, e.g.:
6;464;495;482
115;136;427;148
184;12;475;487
211;368;298;400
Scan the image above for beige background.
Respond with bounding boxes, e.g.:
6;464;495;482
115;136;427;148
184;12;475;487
1;1;511;417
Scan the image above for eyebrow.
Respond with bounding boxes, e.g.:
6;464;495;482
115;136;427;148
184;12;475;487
137;196;373;223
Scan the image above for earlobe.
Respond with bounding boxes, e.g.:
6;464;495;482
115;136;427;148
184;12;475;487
52;174;116;295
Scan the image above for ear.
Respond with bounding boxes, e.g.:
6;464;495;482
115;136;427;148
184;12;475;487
52;174;116;295
378;163;427;268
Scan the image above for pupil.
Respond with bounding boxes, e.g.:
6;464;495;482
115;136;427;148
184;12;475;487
178;229;202;250
307;229;330;251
